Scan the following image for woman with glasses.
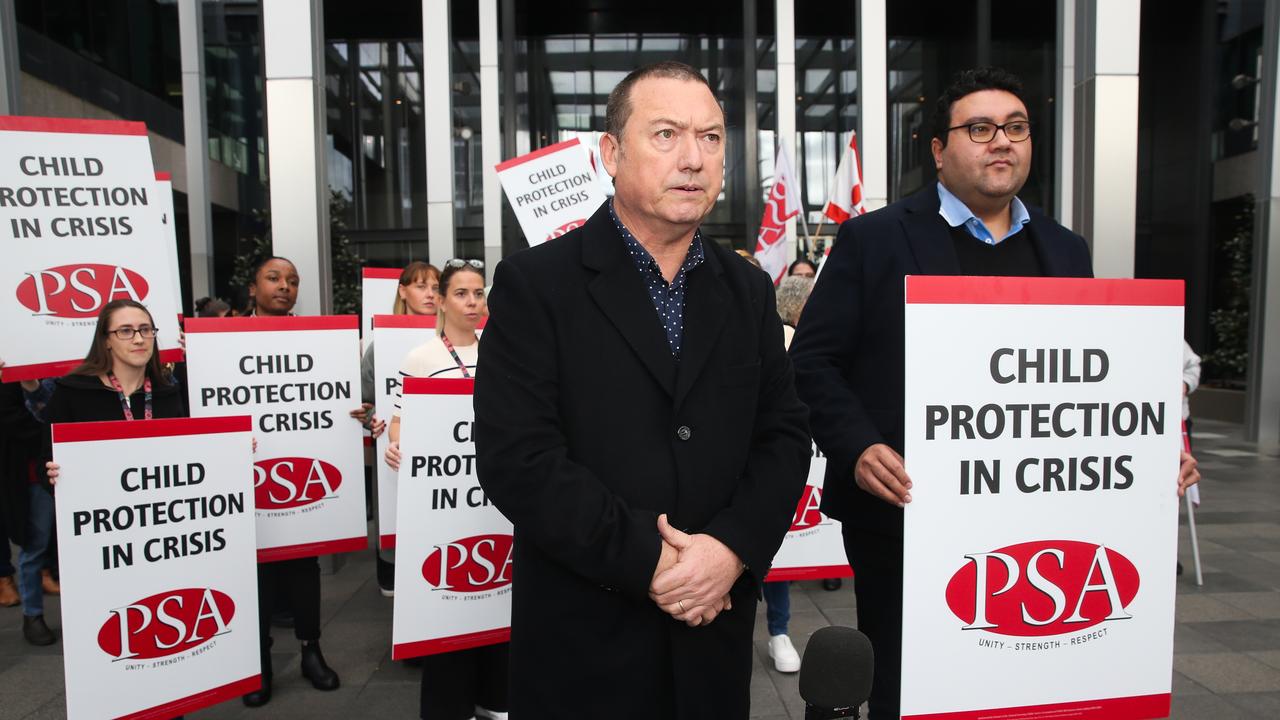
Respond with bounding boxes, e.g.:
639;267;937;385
360;261;441;597
36;300;185;645
384;259;507;720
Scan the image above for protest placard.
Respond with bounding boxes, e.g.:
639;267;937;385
495;137;604;246
766;442;853;581
361;268;402;349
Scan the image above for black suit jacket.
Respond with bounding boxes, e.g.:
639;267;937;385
475;201;811;719
790;182;1093;538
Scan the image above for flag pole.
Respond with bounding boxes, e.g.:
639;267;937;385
796;209;813;260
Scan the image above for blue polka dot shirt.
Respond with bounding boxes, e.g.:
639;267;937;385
608;199;705;359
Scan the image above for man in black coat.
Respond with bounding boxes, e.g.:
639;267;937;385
791;67;1200;720
475;61;811;719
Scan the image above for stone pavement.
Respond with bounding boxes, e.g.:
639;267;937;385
2;418;1278;719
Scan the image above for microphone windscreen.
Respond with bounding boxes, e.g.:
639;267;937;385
798;626;875;710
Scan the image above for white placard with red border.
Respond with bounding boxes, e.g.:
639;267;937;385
52;416;259;720
495;137;604;246
372;314;439;549
765;442;853;581
184;316;368;562
392;378;512;659
361;268;402;348
901;276;1184;720
0;116;184;381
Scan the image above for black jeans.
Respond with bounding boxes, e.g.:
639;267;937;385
842;527;903;720
257;557;321;643
419;643;510;720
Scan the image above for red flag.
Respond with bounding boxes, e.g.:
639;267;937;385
755;144;802;284
823;132;866;224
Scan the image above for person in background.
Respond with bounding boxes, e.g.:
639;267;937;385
383;259;507;720
194;297;231;318
360;261;439;597
788;258;817;278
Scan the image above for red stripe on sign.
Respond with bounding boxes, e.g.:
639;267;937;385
155;171;171;181
374;314;437;329
379;533;397;550
0;358;80;383
0;115;149;135
393;627;511;660
495;137;581;171
185;315;359;333
765;565;854;582
115;675;262;720
902;693;1171;720
158;348;185;364
52;416;252;443
363;267;404;280
403;377;474;396
904;276;1184;306
257;536;367;563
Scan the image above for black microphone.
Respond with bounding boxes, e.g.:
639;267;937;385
798;626;874;720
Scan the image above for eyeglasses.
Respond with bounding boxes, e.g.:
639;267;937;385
106;325;158;340
947;120;1031;144
445;258;484;270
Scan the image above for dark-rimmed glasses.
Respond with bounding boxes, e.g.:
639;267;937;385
106;325;158;340
947;120;1031;144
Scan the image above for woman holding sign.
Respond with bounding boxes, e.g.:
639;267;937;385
384;260;509;720
235;255;346;708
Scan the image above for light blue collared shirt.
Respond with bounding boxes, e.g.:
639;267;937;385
936;182;1030;246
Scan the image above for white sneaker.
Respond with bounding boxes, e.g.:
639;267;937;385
475;707;508;720
768;634;801;673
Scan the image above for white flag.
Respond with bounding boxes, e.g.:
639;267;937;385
823;132;866;223
755;143;802;284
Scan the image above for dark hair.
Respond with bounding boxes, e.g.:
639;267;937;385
70;299;170;385
248;255;296;285
195;297;230;318
789;258;817;275
931;67;1027;148
605;61;716;139
392;262;440;315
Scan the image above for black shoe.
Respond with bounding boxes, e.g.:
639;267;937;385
821;578;843;591
243;638;273;707
300;641;340;690
1177;561;1184;576
376;556;395;597
23;614;57;646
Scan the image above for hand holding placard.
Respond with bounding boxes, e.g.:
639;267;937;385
855;443;912;507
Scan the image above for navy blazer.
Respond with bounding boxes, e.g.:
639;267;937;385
475;200;811;718
790;182;1093;538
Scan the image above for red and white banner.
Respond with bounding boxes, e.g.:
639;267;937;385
0;116;184;381
52;416;259;720
392;378;512;659
495;137;605;247
755;143;802;284
184;316;368;562
766;442;853;581
822;132;866;224
901;276;1184;720
361;268;402;349
372;314;439;549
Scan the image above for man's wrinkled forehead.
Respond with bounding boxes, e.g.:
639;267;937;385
626;77;725;132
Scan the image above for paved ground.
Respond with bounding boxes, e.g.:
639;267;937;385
2;418;1279;719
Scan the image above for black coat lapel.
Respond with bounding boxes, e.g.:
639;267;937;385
1027;212;1073;277
673;246;729;410
582;204;678;397
901;182;962;276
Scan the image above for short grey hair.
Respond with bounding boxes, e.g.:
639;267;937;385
776;276;814;326
605;61;716;139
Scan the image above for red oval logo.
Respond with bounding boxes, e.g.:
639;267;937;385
945;540;1140;637
253;457;342;509
15;264;149;318
97;587;235;660
789;485;824;532
422;534;514;592
545;218;585;240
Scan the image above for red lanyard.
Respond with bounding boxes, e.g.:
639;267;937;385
107;372;152;421
440;335;475;379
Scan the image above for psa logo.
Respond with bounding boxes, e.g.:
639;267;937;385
97;588;234;661
16;264;148;318
945;540;1139;637
789;485;824;532
545;219;585;241
422;534;514;592
253;457;341;509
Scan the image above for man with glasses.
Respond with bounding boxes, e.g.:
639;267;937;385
789;67;1094;720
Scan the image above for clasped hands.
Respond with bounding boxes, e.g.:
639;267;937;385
648;514;743;628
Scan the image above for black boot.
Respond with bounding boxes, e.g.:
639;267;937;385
23;614;57;646
300;640;339;690
821;578;843;591
242;638;273;707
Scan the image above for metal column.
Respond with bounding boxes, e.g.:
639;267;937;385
178;0;214;300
